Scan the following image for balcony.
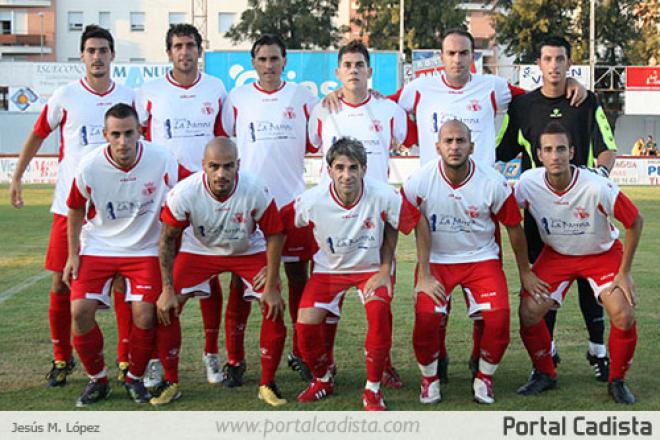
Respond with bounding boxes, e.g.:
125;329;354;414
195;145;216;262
0;0;51;6
0;34;51;55
0;34;41;45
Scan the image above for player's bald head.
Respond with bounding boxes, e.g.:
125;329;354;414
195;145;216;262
204;137;237;161
438;119;471;142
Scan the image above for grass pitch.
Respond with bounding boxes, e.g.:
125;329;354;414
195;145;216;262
0;184;658;411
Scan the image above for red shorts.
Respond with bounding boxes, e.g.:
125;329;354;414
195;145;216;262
299;272;393;317
173;252;269;299
45;213;68;272
70;256;161;306
283;223;315;262
523;240;623;307
416;259;510;317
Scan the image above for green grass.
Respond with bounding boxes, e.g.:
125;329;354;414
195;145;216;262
0;184;658;411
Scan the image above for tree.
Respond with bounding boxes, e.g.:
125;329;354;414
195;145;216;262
494;0;576;63
225;0;345;49
353;0;467;58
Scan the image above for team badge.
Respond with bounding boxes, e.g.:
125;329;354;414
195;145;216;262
370;120;383;132
201;102;214;115
362;217;375;229
466;99;482;112
234;213;247;223
466;205;479;219
575;207;590;219
143;182;156;196
283;106;296;119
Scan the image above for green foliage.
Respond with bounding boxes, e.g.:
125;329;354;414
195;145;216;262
225;0;344;49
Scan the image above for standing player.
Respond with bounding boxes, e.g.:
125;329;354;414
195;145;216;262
154;137;287;407
284;138;418;411
307;40;408;387
62;104;179;406
497;36;617;380
135;23;228;385
9;25;135;387
221;34;318;385
515;122;642;404
403;120;546;404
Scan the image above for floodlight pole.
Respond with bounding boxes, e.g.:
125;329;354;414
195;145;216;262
399;0;405;61
589;0;595;91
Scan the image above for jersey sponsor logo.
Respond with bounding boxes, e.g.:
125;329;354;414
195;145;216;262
247;121;295;142
575;207;590;219
164;118;213;139
201;102;215;115
540;216;591;235
283;106;296;120
195;224;244;239
79;125;105;146
466;99;482;112
431;112;481;133
105;199;154;220
326;234;377;253
550;108;563;118
143;182;156;196
429;213;475;233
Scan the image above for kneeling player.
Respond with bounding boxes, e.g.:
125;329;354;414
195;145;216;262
63;104;179;406
283;138;418;410
515;122;643;404
155;137;287;407
403;120;547;404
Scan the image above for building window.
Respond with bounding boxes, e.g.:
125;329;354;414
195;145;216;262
130;12;145;32
169;12;186;25
130;57;146;62
0;11;11;35
218;13;235;34
68;11;83;31
99;11;111;29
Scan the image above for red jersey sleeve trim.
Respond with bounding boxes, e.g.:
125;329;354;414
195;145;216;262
160;202;190;228
398;195;421;235
143;100;153;141
258;200;284;236
177;163;192;181
387;87;403;103
613;192;639;229
33;104;54;139
509;84;526;98
66;179;88;209
214;97;227;136
494;192;522;226
280;201;297;233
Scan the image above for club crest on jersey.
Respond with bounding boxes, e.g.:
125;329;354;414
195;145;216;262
466;205;479;219
201;102;214;115
362;217;375;229
575;207;590;219
466;99;482;112
234;213;247;223
143;181;156;196
370;120;383;132
283;106;296;120
550;108;563;118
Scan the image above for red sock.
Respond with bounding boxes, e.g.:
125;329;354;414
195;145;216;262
364;299;391;383
323;316;339;366
287;276;306;357
49;291;72;362
224;279;251;364
609;322;637;381
471;319;485;361
73;325;105;377
413;294;442;367
113;289;132;363
296;322;328;378
477;310;510;378
520;320;555;377
157;311;181;384
128;325;155;378
259;311;286;385
200;277;222;355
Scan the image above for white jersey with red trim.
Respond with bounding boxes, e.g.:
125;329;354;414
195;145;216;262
398;73;512;166
33;79;135;216
221;81;319;207
67;141;178;257
515;167;638;256
135;71;227;173
308;94;407;183
403;158;521;264
290;178;418;274
162;171;283;257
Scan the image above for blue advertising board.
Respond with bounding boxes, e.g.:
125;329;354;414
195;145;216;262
204;51;399;97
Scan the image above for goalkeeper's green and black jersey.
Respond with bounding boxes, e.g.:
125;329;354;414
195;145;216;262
495;88;616;171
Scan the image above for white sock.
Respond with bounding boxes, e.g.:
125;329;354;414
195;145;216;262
588;342;607;358
365;380;380;393
417;360;438;378
319;370;333;382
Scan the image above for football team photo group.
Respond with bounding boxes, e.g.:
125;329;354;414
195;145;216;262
5;20;653;412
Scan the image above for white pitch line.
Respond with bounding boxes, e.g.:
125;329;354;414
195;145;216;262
0;271;50;305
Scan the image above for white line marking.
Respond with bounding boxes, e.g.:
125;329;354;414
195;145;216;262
0;271;50;305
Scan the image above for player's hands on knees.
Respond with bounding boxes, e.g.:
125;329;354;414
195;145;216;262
260;287;285;321
606;271;637;307
363;270;392;299
62;255;80;288
414;273;446;304
9;179;24;208
520;269;551;304
157;285;179;325
566;77;587;106
321;88;343;113
251;267;267;291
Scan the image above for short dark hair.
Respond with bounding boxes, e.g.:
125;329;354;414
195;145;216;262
251;34;286;58
338;40;370;66
166;24;203;51
538;36;572;60
326;137;367;167
80;25;114;53
537;121;572;149
441;29;474;53
105;103;139;124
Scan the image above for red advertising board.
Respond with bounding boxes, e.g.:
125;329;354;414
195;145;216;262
626;66;660;91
